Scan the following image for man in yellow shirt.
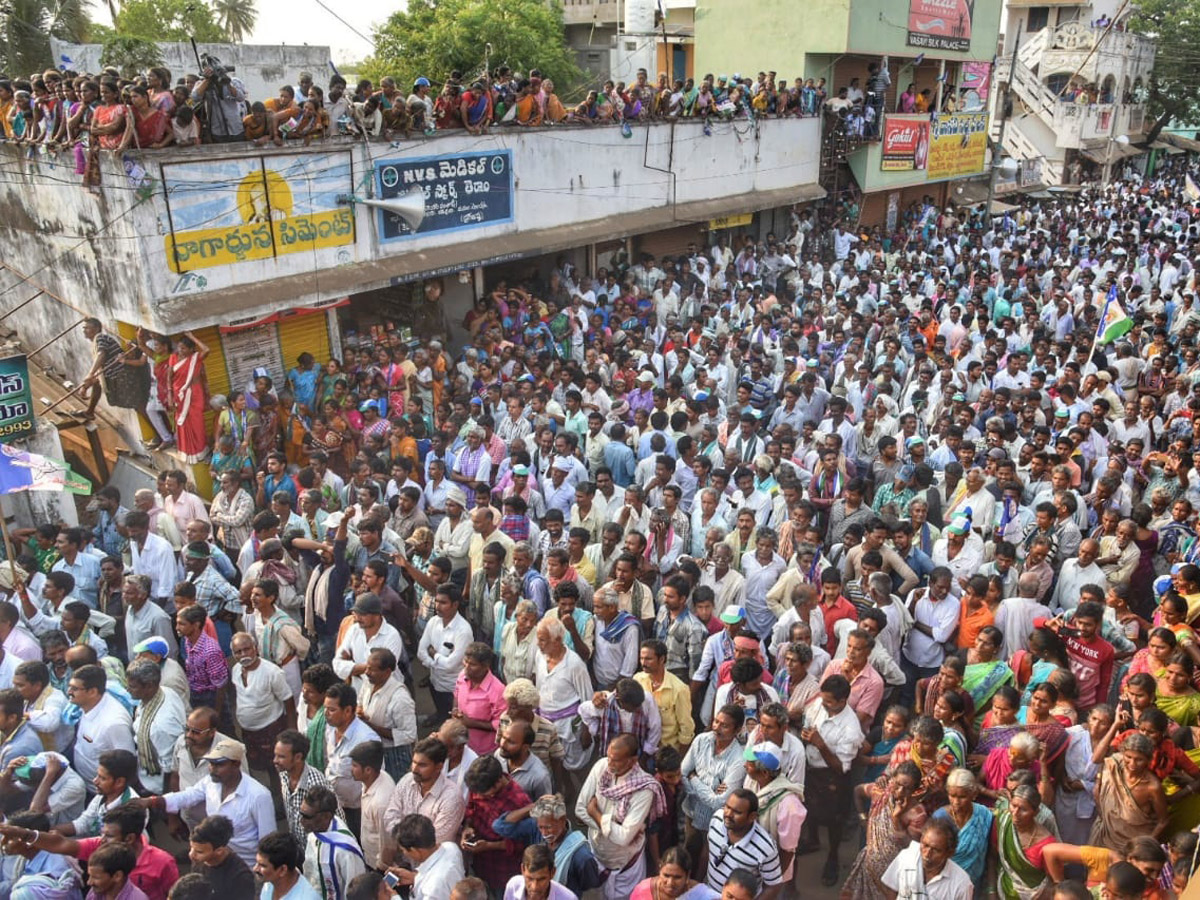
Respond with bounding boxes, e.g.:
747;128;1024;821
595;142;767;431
635;639;695;754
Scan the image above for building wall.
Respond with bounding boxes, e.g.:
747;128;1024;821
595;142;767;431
49;40;332;105
0;117;821;388
694;0;849;79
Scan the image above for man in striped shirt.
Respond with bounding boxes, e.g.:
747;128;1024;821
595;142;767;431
704;789;784;900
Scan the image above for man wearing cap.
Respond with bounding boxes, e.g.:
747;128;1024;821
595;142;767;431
131;637;190;711
333;593;406;694
144;737;277;868
743;739;805;883
183;540;241;656
692;605;746;726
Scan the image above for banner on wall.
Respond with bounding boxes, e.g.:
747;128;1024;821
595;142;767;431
374;150;514;242
0;355;35;444
927;112;989;180
907;0;973;51
162;151;356;273
961;62;991;111
881;116;931;171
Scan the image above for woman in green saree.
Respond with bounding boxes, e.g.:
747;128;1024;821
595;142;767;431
994;782;1055;900
963;625;1013;726
1157;651;1200;727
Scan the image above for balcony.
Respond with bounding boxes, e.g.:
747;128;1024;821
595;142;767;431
562;0;623;26
1021;23;1156;84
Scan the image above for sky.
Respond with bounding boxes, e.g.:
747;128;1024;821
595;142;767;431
89;0;399;65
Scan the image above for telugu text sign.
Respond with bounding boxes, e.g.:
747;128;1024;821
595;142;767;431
881;116;931;172
0;355;35;444
926;113;989;181
907;0;973;51
374;150;514;242
162;151;356;273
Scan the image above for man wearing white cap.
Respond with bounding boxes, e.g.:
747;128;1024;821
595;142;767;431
543;458;577;517
692;605;745;725
432;486;473;574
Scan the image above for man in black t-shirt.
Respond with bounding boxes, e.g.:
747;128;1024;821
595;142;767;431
189;815;257;900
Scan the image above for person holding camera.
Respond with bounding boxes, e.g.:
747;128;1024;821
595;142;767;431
191;61;246;143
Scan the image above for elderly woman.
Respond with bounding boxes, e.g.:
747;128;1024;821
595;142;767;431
982;731;1048;806
1090;732;1169;846
500;599;540;684
841;761;926;900
1055;703;1113;844
932;768;992;883
995;782;1056;899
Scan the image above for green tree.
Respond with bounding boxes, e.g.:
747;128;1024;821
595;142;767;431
99;35;164;77
113;0;224;42
364;0;579;96
0;0;91;78
1130;0;1200;144
212;0;257;43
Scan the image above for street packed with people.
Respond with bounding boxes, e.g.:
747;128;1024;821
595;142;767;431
3;136;1200;900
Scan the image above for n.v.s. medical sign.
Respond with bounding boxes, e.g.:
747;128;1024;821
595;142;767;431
374;150;515;241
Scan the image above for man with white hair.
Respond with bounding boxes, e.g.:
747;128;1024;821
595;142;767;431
533;617;594;800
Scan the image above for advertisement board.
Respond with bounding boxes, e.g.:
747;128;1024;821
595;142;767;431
907;0;974;51
374;150;515;241
162;151;356;273
927;113;989;180
881;115;931;171
0;355;34;444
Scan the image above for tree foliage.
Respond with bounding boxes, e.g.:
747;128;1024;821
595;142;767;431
100;35;164;77
1129;0;1200;143
212;0;257;44
364;0;580;96
113;0;224;43
0;0;91;78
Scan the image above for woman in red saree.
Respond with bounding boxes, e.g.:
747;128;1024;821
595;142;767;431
168;331;211;463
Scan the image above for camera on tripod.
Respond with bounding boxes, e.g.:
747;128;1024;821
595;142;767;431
199;52;235;84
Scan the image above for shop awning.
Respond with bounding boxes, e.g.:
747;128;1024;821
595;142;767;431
155;182;827;328
1159;132;1200;153
1079;142;1144;165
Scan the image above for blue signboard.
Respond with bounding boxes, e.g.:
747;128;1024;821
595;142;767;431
374;150;514;241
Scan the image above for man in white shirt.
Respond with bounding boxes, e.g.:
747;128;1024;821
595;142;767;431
332;594;407;694
68;663;135;784
391;812;465;900
125;509;181;606
575;734;659;900
126;660;186;795
797;674;863;888
122;574;177;659
1051;538;1104;613
901;569;959;707
300;784;367;900
230;632;295;795
152;738;277;868
417;586;474;724
881;818;974;900
323;682;377;835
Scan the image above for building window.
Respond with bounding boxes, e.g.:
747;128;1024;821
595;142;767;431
1026;7;1050;31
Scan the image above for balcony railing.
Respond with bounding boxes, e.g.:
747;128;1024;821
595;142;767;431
561;0;623;25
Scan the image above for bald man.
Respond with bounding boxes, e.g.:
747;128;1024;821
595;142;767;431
993;571;1051;657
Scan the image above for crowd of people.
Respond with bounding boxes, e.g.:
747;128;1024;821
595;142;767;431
3;142;1200;900
0;62;835;157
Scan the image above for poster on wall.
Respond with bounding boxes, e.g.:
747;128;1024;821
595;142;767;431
961;62;991;111
0;355;35;444
220;323;284;399
886;193;900;233
907;0;973;51
162;151;356;273
374;150;514;242
927;113;989;180
881;115;931;171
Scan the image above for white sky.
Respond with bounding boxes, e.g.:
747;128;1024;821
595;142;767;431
90;0;401;66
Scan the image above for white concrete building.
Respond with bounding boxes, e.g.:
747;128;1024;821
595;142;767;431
992;0;1155;185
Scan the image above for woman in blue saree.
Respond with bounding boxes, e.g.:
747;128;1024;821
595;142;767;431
932;768;993;883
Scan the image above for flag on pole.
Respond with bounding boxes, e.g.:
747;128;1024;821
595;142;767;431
1096;284;1134;345
0;445;90;494
1187;174;1200;203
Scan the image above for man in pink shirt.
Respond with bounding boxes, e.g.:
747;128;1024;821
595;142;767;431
162;469;209;537
453;642;506;755
819;629;884;731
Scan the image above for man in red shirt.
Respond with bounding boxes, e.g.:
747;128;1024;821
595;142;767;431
818;569;858;655
0;803;178;900
1043;601;1113;711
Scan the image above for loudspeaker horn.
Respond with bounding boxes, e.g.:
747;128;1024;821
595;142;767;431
337;188;426;231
